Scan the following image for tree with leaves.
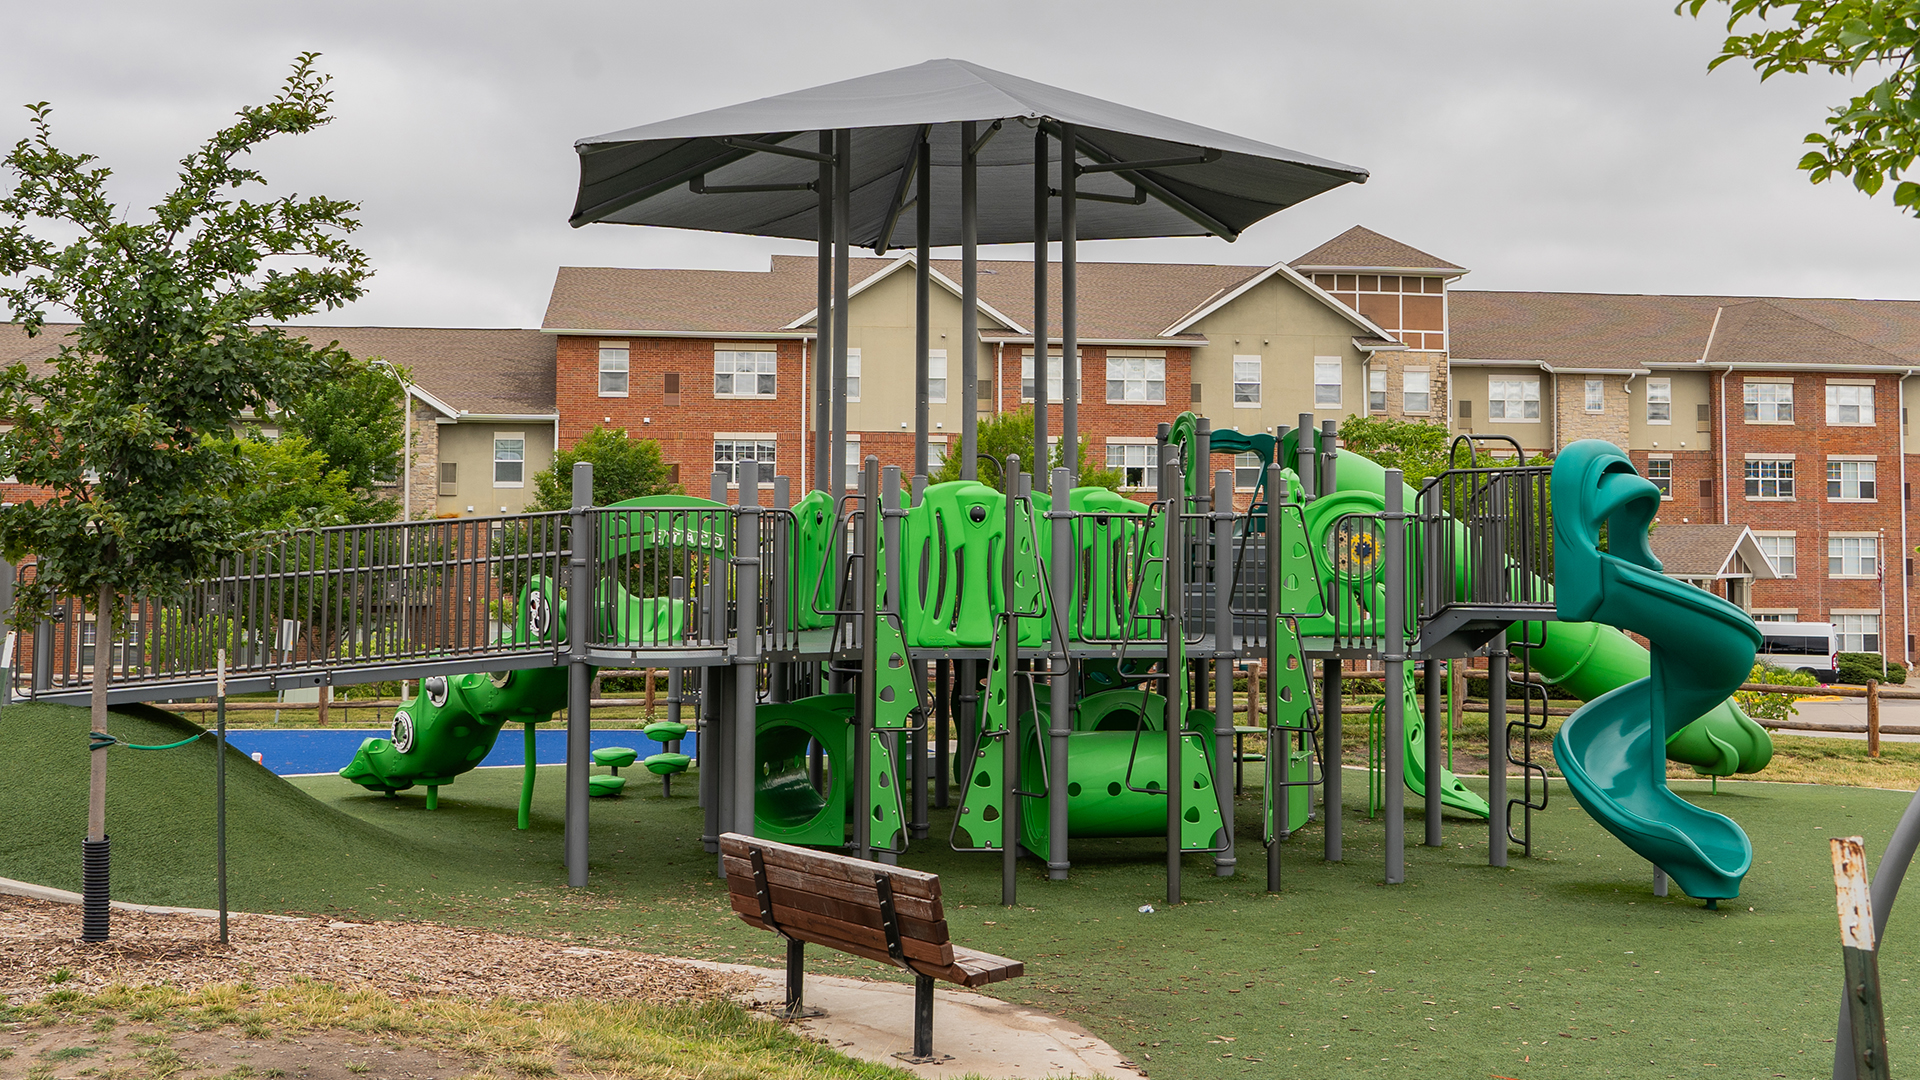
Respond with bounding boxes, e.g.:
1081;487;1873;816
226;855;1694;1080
272;355;407;522
528;427;680;511
1684;0;1920;213
927;409;1124;494
1336;414;1459;488
0;54;369;936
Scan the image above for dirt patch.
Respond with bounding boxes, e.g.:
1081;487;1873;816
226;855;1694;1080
0;894;742;1006
2;1021;471;1080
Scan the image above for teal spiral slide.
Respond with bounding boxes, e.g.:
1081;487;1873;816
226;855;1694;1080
1551;441;1762;901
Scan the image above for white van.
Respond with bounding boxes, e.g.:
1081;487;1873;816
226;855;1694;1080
1753;620;1839;681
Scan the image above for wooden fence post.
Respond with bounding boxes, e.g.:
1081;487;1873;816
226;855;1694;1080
1868;679;1882;758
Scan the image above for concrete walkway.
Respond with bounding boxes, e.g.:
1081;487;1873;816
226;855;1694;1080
1780;698;1920;742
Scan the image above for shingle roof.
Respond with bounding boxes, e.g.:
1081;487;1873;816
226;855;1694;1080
1648;523;1761;578
1290;225;1464;274
0;322;555;417
1450;291;1920;371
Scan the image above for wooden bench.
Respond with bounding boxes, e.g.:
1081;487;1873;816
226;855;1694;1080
719;832;1024;1062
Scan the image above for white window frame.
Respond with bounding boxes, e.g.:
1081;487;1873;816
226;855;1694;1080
1234;451;1264;491
1313;357;1342;408
1833;611;1882;653
1827;381;1876;426
844;436;863;490
598;341;629;398
1645;455;1673;499
1023;352;1079;404
714;347;778;399
1487;377;1540;422
1106;438;1159;490
714;435;777;488
1584;378;1603;413
1752;532;1797;578
1106;355;1165;405
927;435;948;472
1368;368;1386;412
492;432;526;489
1744;455;1795;500
1751;608;1800;623
1646;377;1671;424
1403;369;1432;414
1828;534;1879;579
1826;456;1878;501
928;349;947;404
846;348;861;402
1233;355;1262;408
1743;379;1794;424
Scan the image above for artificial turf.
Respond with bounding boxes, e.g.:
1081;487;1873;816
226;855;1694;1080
4;700;1916;1078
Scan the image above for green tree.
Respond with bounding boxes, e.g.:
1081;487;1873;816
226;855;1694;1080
0;53;368;925
927;409;1124;494
272;354;406;521
529;427;680;511
222;431;366;532
1683;1;1920;214
1336;415;1457;487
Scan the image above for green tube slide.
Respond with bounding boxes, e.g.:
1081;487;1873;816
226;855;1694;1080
1551;441;1759;900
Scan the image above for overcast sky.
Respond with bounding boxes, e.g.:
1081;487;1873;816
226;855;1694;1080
5;1;1909;328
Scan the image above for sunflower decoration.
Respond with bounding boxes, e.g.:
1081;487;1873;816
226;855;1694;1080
1330;522;1383;581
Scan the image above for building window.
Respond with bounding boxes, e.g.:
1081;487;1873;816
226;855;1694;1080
1368;369;1386;412
1233;355;1261;407
598;342;629;397
1403;370;1431;413
1744;382;1793;423
1646;378;1671;423
714;438;776;486
1829;535;1878;578
846;349;861;402
1752;609;1799;622
1488;377;1539;421
1828;459;1878;500
1106;356;1165;403
493;435;525;487
1755;534;1796;577
928;349;947;403
1023;353;1067;403
1235;452;1264;491
1645;458;1672;498
438;461;458;497
1107;442;1158;490
1835;613;1881;653
1313;358;1342;407
715;349;778;398
1827;383;1875;425
844;439;863;490
1584;379;1603;413
1744;458;1794;499
927;438;947;472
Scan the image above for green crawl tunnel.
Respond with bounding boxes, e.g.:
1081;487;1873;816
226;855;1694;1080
752;701;853;847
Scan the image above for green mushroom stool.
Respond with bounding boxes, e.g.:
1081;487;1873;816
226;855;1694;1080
589;746;638;798
643;721;692;797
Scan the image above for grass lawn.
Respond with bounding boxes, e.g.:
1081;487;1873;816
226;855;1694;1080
4;701;1916;1078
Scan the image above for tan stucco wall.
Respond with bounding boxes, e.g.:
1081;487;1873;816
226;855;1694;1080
1449;366;1553;453
433;419;556;516
1553;373;1632;451
1627;370;1712;453
841;266;996;435
1187;274;1371;432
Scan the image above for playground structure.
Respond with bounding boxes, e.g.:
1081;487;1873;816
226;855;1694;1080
14;421;1779;905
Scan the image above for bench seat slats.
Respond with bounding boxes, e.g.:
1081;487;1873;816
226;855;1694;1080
727;893;956;967
719;834;941;900
720;855;945;922
951;945;1024;986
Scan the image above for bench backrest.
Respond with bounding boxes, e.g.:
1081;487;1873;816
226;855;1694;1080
719;833;953;971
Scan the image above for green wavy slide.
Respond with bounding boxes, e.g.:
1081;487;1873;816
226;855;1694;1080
1550;441;1761;900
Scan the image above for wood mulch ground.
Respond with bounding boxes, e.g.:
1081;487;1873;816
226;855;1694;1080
0;894;742;1005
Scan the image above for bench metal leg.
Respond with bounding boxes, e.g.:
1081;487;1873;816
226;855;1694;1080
774;938;823;1020
891;974;952;1064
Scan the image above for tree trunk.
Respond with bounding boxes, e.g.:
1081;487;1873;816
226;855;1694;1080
88;582;109;841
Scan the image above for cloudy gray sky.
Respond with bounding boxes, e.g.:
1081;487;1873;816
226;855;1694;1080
5;1;1908;327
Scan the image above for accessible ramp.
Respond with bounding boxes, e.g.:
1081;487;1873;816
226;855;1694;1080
1549;440;1761;901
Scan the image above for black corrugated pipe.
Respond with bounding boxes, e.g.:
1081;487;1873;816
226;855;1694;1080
81;836;110;941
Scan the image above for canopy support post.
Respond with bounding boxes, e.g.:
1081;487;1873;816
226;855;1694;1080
831;128;851;507
961;121;979;483
814;131;832;494
1060;123;1078;485
914;134;931;480
1033;127;1049;492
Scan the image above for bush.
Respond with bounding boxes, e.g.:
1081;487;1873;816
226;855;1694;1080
1736;662;1819;723
1835;652;1907;686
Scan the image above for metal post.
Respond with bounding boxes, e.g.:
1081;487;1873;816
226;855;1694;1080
1047;465;1071;882
1033;126;1049;492
1323;658;1342;863
566;461;593;887
1213;468;1236;877
914;134;932;480
1163;445;1185;905
913;975;936;1059
1321;420;1339;496
1382;469;1407;885
1266;464;1283;892
734;463;762;853
702;471;727;853
1295;413;1317;500
830;129;851;506
935;658;951;809
1060;123;1078;482
1002;456;1023;906
1424;657;1443;847
883;465;920;842
857;457;881;861
815;131;833;494
960;122;980;482
1488;632;1510;868
215;648;228;944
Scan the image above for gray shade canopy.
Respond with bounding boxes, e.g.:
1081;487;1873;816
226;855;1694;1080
571;58;1367;247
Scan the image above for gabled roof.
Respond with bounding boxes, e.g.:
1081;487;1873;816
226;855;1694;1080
1450;291;1920;371
780;255;1028;336
0;322;556;418
1291;225;1464;274
1160;259;1401;341
1647;524;1778;581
